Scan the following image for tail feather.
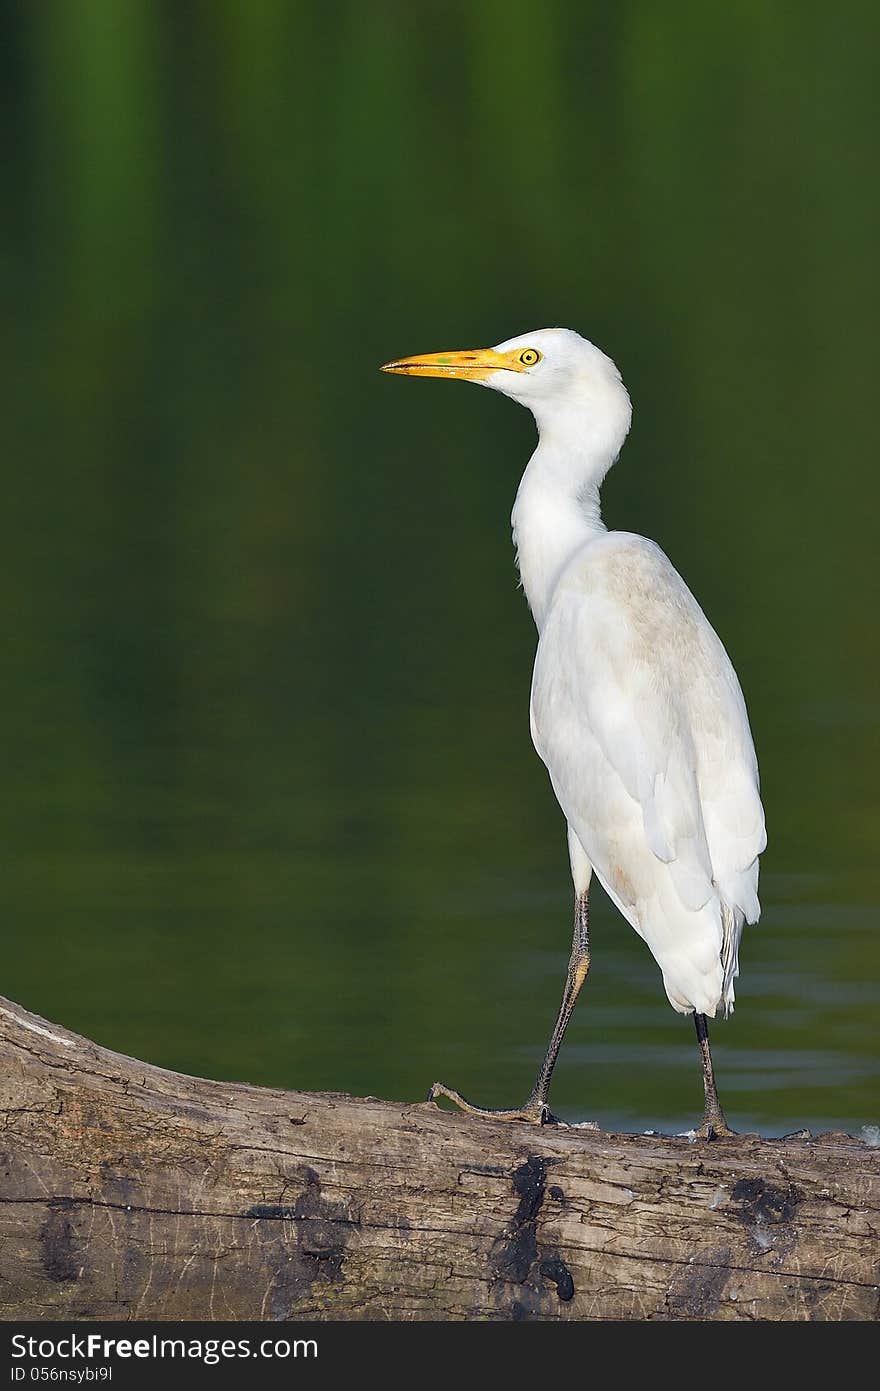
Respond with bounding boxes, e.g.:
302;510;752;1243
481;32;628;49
720;903;743;1017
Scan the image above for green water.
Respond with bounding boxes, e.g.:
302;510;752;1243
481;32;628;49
2;3;878;1135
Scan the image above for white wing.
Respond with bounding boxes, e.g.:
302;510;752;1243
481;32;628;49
530;531;766;1017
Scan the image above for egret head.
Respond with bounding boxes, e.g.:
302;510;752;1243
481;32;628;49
381;327;631;456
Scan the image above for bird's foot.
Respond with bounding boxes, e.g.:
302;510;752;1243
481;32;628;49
426;1082;559;1126
694;1114;737;1141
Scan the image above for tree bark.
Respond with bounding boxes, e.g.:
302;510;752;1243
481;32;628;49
0;994;877;1321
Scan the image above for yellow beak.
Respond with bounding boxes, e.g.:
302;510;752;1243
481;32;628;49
379;346;526;381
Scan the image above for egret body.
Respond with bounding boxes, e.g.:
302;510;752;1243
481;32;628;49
381;329;766;1136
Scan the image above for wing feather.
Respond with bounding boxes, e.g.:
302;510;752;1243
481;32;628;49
530;532;765;1016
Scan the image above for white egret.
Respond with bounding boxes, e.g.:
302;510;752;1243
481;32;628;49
381;329;766;1137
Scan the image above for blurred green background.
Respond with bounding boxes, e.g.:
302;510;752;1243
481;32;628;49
2;1;877;1135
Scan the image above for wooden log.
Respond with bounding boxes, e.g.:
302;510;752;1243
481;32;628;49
0;994;877;1321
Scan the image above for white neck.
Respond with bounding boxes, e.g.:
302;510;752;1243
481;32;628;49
511;399;628;630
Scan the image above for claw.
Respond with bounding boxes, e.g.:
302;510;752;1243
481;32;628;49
694;1118;738;1141
426;1081;560;1126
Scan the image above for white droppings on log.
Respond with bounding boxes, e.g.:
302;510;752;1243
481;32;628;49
0;1005;74;1047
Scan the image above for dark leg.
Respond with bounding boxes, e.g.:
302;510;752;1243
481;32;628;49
428;889;591;1125
693;1012;736;1139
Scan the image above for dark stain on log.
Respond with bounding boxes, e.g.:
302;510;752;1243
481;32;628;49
730;1178;802;1224
665;1247;732;1318
39;1198;78;1283
499;1155;546;1283
249;1168;357;1319
390;1214;412;1240
549;1185;566;1203
491;1155;575;1314
246;1204;300;1220
539;1257;574;1301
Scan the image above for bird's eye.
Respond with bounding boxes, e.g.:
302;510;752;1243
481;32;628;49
519;348;541;366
